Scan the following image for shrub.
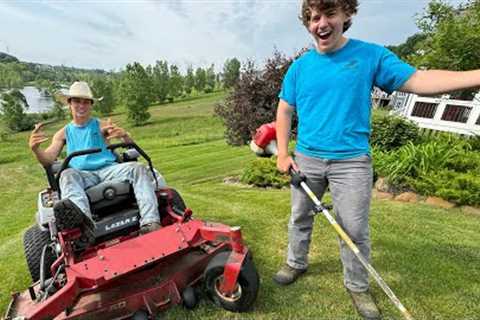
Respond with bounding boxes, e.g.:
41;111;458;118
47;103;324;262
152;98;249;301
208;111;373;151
215;50;297;145
0;126;11;142
240;157;289;188
373;136;480;205
467;134;480;152
374;140;459;187
413;170;480;206
371;114;420;151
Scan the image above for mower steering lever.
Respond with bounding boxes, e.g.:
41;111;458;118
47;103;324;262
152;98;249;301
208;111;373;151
107;142;158;190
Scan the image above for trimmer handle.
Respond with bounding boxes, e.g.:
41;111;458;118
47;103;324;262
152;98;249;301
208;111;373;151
289;168;306;187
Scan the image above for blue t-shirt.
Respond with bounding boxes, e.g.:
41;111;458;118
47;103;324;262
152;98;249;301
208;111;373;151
279;39;416;160
65;118;117;170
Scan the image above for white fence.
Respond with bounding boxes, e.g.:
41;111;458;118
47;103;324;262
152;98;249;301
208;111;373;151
390;92;480;136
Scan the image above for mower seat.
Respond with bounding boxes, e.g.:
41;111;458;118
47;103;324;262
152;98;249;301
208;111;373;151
86;180;133;214
84;180;141;239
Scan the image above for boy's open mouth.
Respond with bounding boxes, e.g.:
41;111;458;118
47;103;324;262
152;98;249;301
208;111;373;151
317;30;332;41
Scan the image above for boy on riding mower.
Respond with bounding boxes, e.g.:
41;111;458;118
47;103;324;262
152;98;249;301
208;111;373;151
274;0;480;318
29;81;161;235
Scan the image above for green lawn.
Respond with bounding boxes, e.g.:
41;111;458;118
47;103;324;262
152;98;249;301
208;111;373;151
1;92;479;319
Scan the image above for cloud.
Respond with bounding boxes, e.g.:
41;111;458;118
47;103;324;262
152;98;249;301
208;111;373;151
0;0;466;71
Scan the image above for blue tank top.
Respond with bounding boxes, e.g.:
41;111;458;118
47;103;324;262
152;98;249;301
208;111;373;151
65;118;117;170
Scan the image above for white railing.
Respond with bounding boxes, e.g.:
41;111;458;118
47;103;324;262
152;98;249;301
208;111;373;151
390;92;480;136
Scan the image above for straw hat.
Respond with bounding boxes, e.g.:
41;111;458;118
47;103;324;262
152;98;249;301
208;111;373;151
56;81;102;105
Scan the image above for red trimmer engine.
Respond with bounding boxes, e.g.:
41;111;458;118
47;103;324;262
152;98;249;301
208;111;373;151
249;122;278;157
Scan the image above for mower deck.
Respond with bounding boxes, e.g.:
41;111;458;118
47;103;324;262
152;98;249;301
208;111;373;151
6;219;245;320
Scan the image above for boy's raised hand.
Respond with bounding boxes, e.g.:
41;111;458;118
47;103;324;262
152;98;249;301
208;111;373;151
102;118;128;141
29;123;49;151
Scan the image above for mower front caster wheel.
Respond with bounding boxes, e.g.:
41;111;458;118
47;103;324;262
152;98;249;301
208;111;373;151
204;251;259;312
132;310;149;320
182;286;198;309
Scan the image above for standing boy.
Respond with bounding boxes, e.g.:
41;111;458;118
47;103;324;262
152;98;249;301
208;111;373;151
274;1;480;319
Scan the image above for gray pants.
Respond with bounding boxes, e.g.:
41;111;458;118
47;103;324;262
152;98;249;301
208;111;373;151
59;162;160;227
287;152;373;292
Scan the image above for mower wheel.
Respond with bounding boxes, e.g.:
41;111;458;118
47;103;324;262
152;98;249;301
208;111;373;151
23;225;56;282
182;286;198;309
170;188;187;215
132;310;149;320
204;251;259;312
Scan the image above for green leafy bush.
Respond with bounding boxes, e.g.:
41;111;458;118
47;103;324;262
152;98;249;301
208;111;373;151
374;140;457;186
240;157;289;188
373;136;480;205
371;114;420;151
468;134;480;152
412;170;480;206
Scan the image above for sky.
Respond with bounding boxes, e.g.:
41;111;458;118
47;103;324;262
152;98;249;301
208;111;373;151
0;0;466;72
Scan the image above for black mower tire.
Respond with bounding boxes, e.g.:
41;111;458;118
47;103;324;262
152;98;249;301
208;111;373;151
23;225;56;282
132;310;149;320
204;251;259;312
182;286;198;310
170;188;187;215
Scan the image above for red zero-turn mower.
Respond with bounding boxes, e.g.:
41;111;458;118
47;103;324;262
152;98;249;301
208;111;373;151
5;143;260;320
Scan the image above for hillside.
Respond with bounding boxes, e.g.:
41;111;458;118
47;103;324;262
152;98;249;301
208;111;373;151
0;52;18;63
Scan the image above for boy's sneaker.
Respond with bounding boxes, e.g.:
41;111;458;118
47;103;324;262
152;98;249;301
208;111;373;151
273;264;307;285
347;289;382;320
140;222;161;235
54;199;89;231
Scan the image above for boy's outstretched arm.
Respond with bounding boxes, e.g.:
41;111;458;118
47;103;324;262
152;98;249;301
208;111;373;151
400;69;480;95
29;124;65;167
276;99;298;173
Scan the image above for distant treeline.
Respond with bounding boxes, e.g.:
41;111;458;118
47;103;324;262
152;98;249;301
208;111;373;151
0;52;241;132
0;51;240;98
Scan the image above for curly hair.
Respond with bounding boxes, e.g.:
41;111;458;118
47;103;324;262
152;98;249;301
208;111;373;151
300;0;359;32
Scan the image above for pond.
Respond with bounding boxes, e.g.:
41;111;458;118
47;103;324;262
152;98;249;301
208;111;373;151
21;86;54;113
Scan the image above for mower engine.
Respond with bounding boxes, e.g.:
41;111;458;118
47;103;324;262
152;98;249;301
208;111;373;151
249;122;278;157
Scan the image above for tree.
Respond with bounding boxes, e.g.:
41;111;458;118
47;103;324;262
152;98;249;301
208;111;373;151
0;63;23;88
91;77;115;116
144;65;156;104
411;0;480;71
222;58;241;89
215;50;295;145
205;64;216;93
168;64;184;100
120;62;151;126
410;0;480;98
0;90;35;131
194;67;206;92
184;65;195;95
152;60;170;103
386;33;428;61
